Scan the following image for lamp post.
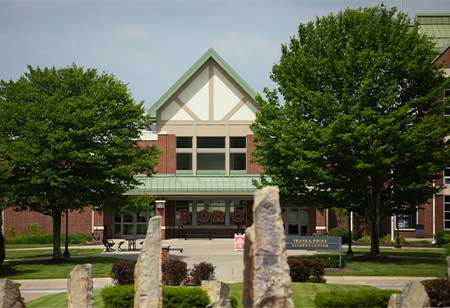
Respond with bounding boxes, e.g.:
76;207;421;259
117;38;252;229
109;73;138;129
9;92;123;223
395;214;402;249
346;210;353;255
63;208;70;258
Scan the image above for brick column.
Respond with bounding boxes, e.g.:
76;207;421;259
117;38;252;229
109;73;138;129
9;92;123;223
315;209;327;234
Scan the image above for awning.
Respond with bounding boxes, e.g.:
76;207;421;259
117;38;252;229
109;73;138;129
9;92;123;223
126;174;261;196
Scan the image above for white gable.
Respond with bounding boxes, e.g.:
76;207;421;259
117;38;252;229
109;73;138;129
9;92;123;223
213;67;244;120
229;100;257;121
160;101;193;121
178;67;209;120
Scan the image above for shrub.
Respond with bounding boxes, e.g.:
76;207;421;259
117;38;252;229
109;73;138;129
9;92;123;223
102;284;134;308
327;227;353;244
4;226;16;238
111;260;135;285
357;235;371;243
101;285;210;308
314;288;399;308
5;232;92;245
444;243;450;257
229;296;238;308
162;259;188;286
294;254;343;268
164;286;210;308
422;278;450;307
189;262;215;285
435;231;450;246
27;223;44;235
287;257;325;282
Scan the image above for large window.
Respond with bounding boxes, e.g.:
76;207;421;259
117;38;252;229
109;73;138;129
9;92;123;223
176;137;193;175
196;200;226;225
445;168;450;185
113;211;152;237
445;196;450;229
175;200;192;225
230;136;246;174
197;137;226;175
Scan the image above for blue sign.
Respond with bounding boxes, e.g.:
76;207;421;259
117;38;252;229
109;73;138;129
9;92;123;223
286;236;342;268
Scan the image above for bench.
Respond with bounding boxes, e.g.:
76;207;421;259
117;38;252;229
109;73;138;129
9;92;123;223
102;239;115;252
117;241;126;251
184;230;212;240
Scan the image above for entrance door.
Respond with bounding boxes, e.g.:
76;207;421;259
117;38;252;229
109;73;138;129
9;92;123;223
282;208;309;235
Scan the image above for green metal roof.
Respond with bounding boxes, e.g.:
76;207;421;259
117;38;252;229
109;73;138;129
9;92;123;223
416;13;450;53
148;48;257;119
126;174;261;196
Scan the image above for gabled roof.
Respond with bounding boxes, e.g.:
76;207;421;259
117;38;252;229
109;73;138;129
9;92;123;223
148;48;257;119
126;174;261;196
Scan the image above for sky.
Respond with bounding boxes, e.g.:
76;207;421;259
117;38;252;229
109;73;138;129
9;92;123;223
1;0;449;110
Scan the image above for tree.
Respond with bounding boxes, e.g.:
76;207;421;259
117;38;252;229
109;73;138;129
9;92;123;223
0;65;159;260
251;6;450;254
0;142;13;264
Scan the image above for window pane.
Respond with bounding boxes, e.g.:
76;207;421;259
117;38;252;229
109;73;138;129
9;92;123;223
114;214;121;223
230;200;247;225
123;224;134;235
230;137;246;148
196;200;226;225
446;196;450;203
230;153;246;170
137;212;148;223
446;213;450;220
176;137;192;148
445;168;450;177
176;153;192;170
113;224;121;236
197;153;225;170
136;224;147;235
123;214;133;223
175;201;192;225
445;221;450;229
445;88;450;98
197;137;225;148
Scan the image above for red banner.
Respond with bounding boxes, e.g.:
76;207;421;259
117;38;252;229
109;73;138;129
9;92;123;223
234;234;245;251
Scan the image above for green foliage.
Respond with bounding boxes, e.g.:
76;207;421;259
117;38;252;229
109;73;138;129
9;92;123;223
357;235;406;244
252;6;450;255
0;65;159;259
229;296;238;308
294;254;343;268
5;232;92;245
327;227;356;244
314;288;399;308
358;235;371;244
101;285;134;308
163;286;210;308
111;260;135;285
101;285;210;308
443;243;450;257
435;231;450;246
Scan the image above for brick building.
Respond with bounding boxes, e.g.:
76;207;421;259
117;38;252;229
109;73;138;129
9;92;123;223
3;13;450;241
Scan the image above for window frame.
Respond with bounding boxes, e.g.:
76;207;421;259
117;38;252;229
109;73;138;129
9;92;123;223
444;196;450;230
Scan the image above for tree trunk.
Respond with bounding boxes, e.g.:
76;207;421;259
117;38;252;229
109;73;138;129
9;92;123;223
52;211;62;260
0;210;5;265
369;203;381;255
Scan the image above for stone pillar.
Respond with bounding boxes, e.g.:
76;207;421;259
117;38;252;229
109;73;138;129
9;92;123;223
0;279;25;308
387;281;430;308
155;200;166;239
243;186;294;308
67;264;94;308
201;280;232;308
134;216;163;308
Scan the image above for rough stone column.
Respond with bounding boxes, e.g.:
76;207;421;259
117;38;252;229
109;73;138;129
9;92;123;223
67;264;94;308
134;216;163;308
243;186;294;308
201;280;232;308
387;281;430;308
0;279;25;308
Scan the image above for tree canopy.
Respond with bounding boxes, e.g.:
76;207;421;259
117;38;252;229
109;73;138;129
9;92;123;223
252;6;450;254
0;65;159;259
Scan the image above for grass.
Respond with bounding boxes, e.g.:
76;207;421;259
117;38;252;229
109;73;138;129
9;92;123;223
6;248;103;260
350;247;444;258
27;283;379;308
6;244;54;249
0;256;118;279
27;290;104;308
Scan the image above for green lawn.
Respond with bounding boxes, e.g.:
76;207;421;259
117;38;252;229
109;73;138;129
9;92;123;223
6;248;103;260
6;244;54;249
0;257;118;279
350;247;444;258
27;283;380;308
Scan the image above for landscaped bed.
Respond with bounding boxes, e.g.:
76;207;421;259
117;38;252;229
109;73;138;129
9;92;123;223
6;248;103;260
26;283;384;308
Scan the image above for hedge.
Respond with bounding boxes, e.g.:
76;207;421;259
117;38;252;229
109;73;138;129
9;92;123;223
314;288;399;308
101;284;210;308
435;231;450;246
5;233;92;245
290;254;343;268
